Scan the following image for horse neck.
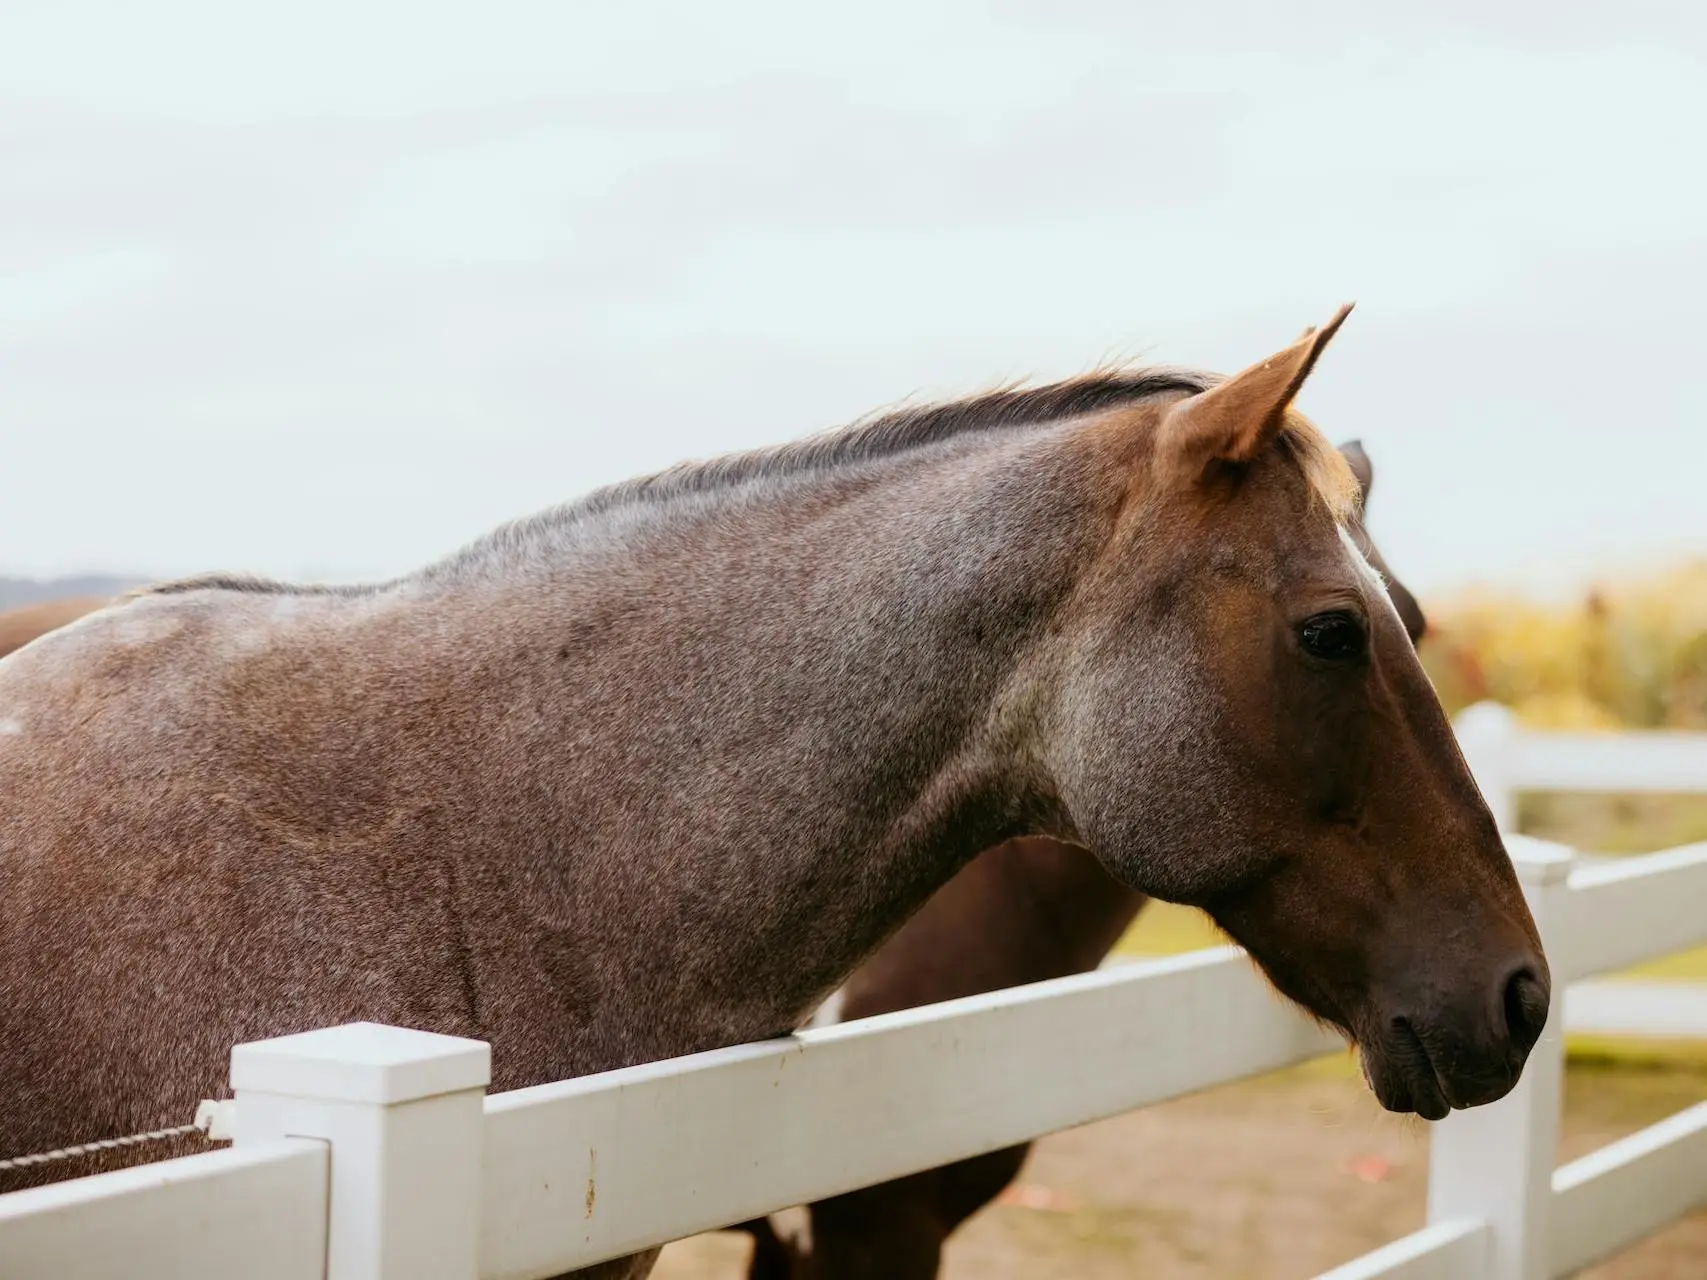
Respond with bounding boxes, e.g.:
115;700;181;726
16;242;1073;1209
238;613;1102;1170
471;430;1121;1063
837;838;1148;1020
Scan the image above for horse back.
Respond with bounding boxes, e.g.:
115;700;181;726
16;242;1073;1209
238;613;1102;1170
0;591;556;1184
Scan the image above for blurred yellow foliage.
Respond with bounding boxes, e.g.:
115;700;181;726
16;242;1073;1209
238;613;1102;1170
1421;561;1707;731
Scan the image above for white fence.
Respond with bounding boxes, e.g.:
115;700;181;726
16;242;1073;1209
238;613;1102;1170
1458;701;1707;1041
3;704;1707;1280
4;835;1706;1280
1455;702;1707;833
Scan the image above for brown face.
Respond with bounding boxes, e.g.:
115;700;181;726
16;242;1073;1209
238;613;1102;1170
1051;311;1547;1120
1194;473;1543;1119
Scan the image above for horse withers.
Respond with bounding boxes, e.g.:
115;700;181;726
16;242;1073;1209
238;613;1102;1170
738;441;1433;1279
0;308;1546;1280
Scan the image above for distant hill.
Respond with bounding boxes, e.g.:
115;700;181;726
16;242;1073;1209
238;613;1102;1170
0;575;147;611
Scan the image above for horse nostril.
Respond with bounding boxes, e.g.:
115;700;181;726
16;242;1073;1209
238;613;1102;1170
1501;965;1550;1052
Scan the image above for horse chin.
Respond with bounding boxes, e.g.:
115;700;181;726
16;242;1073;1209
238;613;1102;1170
1359;1026;1452;1122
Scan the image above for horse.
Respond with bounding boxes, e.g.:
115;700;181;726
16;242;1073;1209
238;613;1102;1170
733;441;1429;1279
0;308;1548;1280
0;596;111;661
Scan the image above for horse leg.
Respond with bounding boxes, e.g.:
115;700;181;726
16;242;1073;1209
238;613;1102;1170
731;1217;801;1280
560;1247;663;1280
923;1143;1035;1238
798;1188;946;1280
742;1143;1028;1280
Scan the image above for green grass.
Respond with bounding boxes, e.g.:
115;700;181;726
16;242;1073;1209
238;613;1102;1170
1518;791;1707;855
1626;948;1707;981
1113;900;1225;958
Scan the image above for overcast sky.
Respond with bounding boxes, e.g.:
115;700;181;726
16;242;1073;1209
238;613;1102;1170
4;1;1704;598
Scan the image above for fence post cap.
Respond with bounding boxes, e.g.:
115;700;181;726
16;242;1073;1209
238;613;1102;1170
230;1021;492;1105
1455;701;1519;732
1505;834;1576;886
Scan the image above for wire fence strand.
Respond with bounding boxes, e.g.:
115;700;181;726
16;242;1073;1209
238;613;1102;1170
0;1114;215;1174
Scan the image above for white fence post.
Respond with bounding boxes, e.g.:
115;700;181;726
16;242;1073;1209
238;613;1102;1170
1426;837;1575;1280
231;1021;491;1280
1457;701;1522;832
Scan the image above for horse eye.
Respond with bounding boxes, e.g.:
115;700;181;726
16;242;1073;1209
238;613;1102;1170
1298;612;1367;663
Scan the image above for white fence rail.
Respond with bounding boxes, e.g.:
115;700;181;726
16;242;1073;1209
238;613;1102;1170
479;949;1336;1279
4;831;1706;1279
1456;702;1707;831
0;1141;328;1280
1458;701;1707;1043
5;705;1707;1278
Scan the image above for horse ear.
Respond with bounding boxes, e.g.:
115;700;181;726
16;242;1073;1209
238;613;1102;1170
1338;439;1373;509
1159;303;1353;480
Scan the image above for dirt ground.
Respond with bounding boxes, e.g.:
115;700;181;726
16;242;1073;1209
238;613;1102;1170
652;1059;1707;1279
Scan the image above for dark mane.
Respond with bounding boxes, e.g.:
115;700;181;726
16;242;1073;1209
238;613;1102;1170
127;575;367;599
137;368;1219;599
418;367;1220;583
593;366;1219;514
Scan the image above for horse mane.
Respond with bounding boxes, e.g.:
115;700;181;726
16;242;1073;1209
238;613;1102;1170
122;575;365;600
591;367;1222;510
134;365;1351;599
